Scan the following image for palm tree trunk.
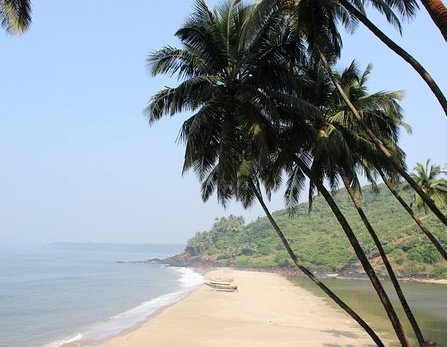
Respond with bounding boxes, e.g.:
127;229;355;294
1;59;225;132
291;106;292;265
378;169;447;261
319;52;447;229
340;174;426;346
248;178;385;347
339;0;447;119
293;157;410;347
419;0;447;42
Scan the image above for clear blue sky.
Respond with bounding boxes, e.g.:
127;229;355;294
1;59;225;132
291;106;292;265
1;1;446;246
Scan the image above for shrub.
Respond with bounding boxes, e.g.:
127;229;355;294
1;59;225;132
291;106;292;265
433;265;447;277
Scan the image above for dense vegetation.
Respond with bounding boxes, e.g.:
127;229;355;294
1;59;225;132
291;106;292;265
185;183;447;278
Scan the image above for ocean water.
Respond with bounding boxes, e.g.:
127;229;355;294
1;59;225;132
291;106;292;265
0;244;203;347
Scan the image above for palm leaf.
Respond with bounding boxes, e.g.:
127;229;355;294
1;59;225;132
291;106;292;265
1;0;31;34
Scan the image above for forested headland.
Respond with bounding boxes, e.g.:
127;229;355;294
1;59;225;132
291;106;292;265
181;183;447;279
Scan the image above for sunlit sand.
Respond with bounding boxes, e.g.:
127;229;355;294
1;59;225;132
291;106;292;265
101;269;378;347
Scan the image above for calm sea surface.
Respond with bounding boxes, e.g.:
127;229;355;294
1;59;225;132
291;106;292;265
292;276;447;346
0;244;202;347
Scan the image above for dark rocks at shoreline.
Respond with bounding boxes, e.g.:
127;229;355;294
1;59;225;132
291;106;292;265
120;253;445;282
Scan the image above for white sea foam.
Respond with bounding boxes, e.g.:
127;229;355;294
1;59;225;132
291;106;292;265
44;333;83;347
175;266;205;288
43;267;203;346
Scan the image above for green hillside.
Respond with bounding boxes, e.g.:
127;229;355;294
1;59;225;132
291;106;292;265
184;184;447;278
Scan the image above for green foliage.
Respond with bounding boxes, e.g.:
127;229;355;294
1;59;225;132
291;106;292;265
407;242;442;264
184;183;447;277
434;265;447;277
390;249;405;265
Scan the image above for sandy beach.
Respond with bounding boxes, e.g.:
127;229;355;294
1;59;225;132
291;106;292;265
100;269;380;347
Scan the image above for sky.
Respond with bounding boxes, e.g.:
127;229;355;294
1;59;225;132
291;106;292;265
1;1;446;246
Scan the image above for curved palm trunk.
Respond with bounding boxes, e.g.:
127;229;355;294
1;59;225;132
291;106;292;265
339;0;447;119
340;174;426;346
319;52;447;229
419;0;447;42
378;169;447;261
248;179;385;347
293;157;410;347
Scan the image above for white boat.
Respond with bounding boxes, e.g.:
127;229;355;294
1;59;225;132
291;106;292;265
204;279;238;291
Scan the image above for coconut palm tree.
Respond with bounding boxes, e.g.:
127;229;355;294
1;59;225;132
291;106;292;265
240;22;411;343
406;160;447;213
378;168;447;262
228;161;386;347
146;1;386;344
1;0;32;34
294;9;447;266
254;3;415;342
255;0;447;234
271;56;413;346
281;149;411;347
291;0;447;228
305;60;427;345
146;1;421;344
419;0;447;42
256;0;447;119
321;52;447;226
315;54;447;267
337;0;447;118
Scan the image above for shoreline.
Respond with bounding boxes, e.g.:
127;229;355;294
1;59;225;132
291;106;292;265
410;278;447;285
99;268;379;347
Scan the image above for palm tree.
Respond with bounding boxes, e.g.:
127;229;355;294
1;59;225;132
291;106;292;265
296;1;447;229
1;0;32;34
307;61;426;345
317;56;447;268
419;0;447;42
406;160;447;213
264;1;447;271
282;152;411;347
254;3;415;343
233;161;385;346
257;0;447;230
319;51;447;257
378;168;447;262
257;0;447;119
235;43;412;344
337;0;447;118
146;1;385;344
274;58;413;346
247;175;385;347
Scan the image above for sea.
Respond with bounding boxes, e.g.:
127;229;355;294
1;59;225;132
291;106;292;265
0;243;203;347
3;244;446;346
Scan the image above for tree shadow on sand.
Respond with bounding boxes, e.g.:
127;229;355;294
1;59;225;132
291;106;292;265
322;329;377;347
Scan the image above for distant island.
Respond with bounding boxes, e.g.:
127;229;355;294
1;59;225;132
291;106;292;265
46;242;184;254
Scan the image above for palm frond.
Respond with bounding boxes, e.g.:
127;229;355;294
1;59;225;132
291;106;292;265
284;162;306;210
1;0;31;34
147;47;207;79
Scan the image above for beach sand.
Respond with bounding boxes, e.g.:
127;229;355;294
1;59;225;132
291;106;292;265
101;269;379;347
